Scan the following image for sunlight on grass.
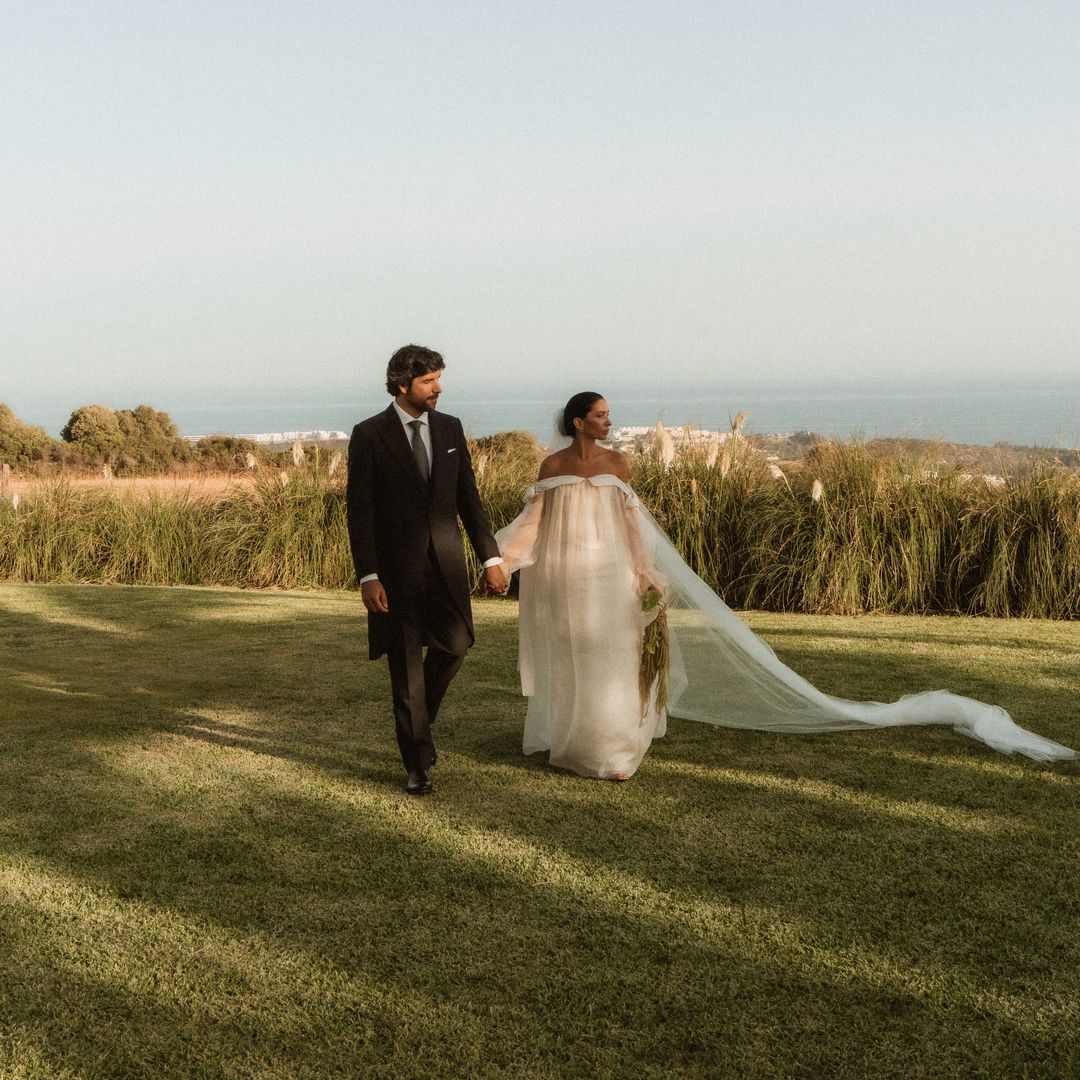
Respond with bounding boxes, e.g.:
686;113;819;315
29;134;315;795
178;705;296;739
0;1032;56;1080
86;740;1079;1043
2;584;1077;1077
0;857;484;1073
180;589;348;624
649;760;1029;835
847;745;1077;786
6;672;100;699
0;586;139;637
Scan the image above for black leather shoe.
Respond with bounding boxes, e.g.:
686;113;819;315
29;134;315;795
406;769;433;796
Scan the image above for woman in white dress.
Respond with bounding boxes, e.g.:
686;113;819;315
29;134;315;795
495;393;1075;780
496;392;663;779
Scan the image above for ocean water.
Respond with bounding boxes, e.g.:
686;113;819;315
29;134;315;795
18;377;1080;449
161;377;1080;449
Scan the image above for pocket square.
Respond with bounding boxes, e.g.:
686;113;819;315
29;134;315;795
447;448;457;454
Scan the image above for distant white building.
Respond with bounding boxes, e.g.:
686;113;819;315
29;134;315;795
233;430;349;444
608;425;730;452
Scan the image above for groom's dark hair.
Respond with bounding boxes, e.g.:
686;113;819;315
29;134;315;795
386;344;445;396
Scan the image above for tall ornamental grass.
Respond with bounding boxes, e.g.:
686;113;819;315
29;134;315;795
0;467;352;590
0;483;215;585
209;470;353;589
628;437;1080;617
2;437;1080;616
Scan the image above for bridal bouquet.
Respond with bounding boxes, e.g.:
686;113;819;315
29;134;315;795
639;588;669;721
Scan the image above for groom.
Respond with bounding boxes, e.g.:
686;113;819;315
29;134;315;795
346;345;507;795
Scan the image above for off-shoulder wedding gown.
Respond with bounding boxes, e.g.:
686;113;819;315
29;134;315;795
494;475;1075;778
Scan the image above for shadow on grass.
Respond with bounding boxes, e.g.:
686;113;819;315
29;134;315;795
1;585;1078;1077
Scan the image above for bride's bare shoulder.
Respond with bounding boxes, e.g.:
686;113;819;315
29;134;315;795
537;446;629;481
537;450;568;480
605;448;630;481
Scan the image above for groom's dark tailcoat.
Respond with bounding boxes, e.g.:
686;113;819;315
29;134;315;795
346;404;500;771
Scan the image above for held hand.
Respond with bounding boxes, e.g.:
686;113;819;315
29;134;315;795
482;564;509;595
641;580;664;623
641;578;664;601
360;579;390;614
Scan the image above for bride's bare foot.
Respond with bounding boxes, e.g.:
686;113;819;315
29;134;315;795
610;772;631;782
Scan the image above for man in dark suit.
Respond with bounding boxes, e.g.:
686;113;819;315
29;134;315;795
346;345;508;795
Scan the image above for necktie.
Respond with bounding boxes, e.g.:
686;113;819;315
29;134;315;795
408;419;430;481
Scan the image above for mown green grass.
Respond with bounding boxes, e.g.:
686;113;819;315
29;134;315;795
1;585;1078;1078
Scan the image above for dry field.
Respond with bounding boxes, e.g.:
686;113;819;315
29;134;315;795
4;472;252;501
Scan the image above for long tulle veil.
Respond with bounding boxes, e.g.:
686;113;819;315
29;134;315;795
638;500;1075;762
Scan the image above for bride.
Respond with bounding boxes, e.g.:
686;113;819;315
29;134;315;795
494;392;1076;779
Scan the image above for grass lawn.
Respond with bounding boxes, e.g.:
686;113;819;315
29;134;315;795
1;584;1077;1079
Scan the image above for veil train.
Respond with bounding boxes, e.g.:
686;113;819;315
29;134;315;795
642;502;1075;762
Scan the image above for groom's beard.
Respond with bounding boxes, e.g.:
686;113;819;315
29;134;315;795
406;391;439;412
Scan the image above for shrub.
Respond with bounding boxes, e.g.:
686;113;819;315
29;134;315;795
0;404;54;466
60;404;124;462
194;435;267;472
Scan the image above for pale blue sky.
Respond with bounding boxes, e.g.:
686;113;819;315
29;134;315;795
3;1;1078;423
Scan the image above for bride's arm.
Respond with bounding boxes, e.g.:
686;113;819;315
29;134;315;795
617;461;663;596
626;504;663;595
493;488;546;574
496;452;565;572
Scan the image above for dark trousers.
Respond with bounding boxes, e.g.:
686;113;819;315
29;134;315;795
384;548;470;772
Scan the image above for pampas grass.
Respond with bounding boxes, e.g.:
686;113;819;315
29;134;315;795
629;438;1080;617
0;467;352;589
3;436;1080;616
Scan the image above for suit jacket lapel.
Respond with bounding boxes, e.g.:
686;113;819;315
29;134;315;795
375;404;428;496
428;412;446;492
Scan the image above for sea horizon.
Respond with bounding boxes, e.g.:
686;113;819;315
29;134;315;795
11;375;1080;451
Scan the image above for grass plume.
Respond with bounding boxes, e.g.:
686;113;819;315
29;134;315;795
3;437;1080;617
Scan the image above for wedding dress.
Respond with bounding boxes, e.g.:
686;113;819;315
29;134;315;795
496;474;664;777
495;474;1075;776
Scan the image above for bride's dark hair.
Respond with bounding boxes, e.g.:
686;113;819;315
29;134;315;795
560;392;604;437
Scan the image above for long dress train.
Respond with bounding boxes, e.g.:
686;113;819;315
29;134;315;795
495;474;1075;775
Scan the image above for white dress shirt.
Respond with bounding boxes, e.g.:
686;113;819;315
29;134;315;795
394;399;432;471
358;403;503;586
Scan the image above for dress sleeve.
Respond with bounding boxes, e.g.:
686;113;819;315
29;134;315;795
624;489;661;595
493;487;545;574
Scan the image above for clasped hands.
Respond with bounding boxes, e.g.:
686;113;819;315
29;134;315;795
480;564;509;595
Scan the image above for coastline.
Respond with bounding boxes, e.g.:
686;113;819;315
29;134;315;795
11;375;1080;452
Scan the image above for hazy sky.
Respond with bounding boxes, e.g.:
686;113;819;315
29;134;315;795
3;0;1078;418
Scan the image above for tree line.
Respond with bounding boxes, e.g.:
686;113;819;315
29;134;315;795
0;402;274;473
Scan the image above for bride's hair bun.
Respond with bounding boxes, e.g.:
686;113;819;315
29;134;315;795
561;391;603;437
